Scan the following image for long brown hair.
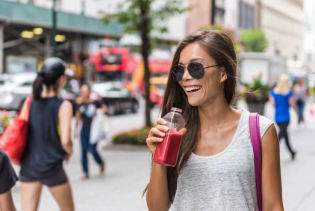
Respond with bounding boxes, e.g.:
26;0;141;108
144;30;238;203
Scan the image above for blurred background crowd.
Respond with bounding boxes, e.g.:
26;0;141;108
0;0;315;210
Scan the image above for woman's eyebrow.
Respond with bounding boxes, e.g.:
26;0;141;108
190;58;204;63
178;58;204;65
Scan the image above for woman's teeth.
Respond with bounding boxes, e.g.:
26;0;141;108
185;86;202;92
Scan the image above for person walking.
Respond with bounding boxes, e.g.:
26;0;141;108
75;84;107;180
144;30;284;211
19;58;74;211
270;74;299;160
0;149;18;211
294;78;309;125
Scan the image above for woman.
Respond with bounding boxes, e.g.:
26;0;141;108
294;78;309;125
0;149;18;211
75;84;106;180
145;30;284;211
19;58;74;211
270;74;299;160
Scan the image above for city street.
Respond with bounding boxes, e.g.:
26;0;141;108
10;99;315;211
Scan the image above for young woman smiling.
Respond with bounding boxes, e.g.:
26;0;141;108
145;30;284;211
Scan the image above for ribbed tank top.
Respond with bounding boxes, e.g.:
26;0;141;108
20;97;67;180
170;110;274;211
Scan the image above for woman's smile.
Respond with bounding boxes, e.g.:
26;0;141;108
184;85;203;95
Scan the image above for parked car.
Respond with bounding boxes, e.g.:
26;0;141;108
76;82;139;116
0;71;75;112
0;72;37;111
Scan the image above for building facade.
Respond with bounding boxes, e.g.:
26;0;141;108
259;0;305;61
304;0;315;73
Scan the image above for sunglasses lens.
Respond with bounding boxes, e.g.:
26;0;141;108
188;62;204;79
172;65;184;81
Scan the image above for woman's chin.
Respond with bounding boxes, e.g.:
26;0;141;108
187;98;202;107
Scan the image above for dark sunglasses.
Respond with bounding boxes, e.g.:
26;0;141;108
171;62;220;82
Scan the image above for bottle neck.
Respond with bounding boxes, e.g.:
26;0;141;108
171;110;182;115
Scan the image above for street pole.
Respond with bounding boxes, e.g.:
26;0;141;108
81;0;85;16
52;0;57;57
0;24;3;74
211;0;216;25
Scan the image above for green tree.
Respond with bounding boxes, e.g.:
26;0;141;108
103;0;186;127
240;29;268;52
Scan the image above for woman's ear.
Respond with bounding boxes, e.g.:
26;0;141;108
220;67;227;83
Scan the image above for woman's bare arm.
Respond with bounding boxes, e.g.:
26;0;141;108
269;95;275;107
58;101;73;157
146;118;172;211
146;163;170;211
289;96;299;116
261;125;284;211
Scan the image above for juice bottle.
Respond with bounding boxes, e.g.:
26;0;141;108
154;107;186;167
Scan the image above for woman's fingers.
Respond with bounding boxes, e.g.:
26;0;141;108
150;128;166;138
156;118;167;125
155;125;169;133
146;137;163;145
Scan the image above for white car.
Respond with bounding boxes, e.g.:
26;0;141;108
0;73;37;111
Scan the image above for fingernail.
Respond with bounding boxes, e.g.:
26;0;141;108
163;120;167;124
159;138;163;141
160;133;165;136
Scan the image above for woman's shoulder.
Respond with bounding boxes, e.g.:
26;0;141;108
258;115;274;138
241;110;274;138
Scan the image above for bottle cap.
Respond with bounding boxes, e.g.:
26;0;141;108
171;107;182;114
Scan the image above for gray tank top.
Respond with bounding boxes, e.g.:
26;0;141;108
170;110;274;211
294;85;307;102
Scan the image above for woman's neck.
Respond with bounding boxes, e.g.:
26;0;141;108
82;96;91;103
198;94;239;129
41;88;57;98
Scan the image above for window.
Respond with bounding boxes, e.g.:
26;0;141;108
101;54;122;65
238;1;255;29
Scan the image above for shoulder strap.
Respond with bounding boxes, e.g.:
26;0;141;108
249;113;262;211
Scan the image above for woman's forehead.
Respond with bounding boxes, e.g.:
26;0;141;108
179;43;213;63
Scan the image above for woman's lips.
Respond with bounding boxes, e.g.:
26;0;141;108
184;86;202;95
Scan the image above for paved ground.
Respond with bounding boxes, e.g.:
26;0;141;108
11;99;315;211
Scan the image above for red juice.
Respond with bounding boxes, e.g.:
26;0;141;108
154;132;183;167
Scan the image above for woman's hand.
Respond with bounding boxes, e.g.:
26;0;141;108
146;118;168;155
146;118;187;155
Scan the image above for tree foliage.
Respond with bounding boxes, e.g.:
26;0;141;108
103;0;186;127
240;29;268;52
103;0;186;35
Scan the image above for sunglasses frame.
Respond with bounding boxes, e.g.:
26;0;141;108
171;62;220;82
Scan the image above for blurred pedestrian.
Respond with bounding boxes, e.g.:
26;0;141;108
294;78;309;125
270;74;299;160
19;58;74;211
0;149;18;211
145;30;284;210
75;84;107;180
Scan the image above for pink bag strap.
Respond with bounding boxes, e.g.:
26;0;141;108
249;113;262;211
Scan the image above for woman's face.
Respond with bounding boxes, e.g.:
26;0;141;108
80;85;90;99
178;42;227;107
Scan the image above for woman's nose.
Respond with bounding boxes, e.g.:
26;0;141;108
182;67;193;81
